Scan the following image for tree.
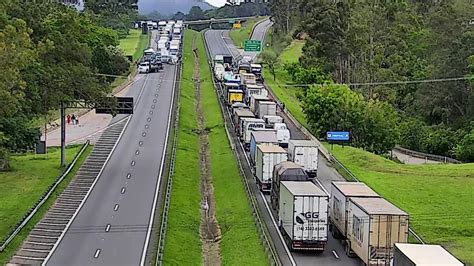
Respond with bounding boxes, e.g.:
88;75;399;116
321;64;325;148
172;11;186;21
260;50;280;81
186;6;205;21
454;127;474;162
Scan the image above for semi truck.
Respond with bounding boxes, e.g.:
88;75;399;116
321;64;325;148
250;94;269;113
255;101;277;119
274;122;291;147
287;140;319;178
233;109;254;133
270;161;309;211
254;144;287;191
227;89;244;105
249;131;279;164
278;181;329;251
244;84;266;104
347;197;409;265
263;115;283;128
242;118;266;147
393;243;463;266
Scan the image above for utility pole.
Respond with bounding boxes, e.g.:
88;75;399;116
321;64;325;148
60;101;66;167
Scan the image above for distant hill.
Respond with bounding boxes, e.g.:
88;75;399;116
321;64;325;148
138;0;215;15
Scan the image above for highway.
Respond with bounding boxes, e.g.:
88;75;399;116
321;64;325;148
204;21;360;266
44;33;177;265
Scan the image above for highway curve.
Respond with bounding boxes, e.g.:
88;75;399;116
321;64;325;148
45;40;177;264
204;20;360;266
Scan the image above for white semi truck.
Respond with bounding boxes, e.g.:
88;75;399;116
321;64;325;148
278;181;329;251
287;140;319;178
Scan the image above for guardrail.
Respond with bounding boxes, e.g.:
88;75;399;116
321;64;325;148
203;30;281;265
394;145;461;164
155;41;184;266
0;141;90;252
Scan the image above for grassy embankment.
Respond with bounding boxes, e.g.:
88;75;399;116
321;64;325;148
0;146;92;264
262;37;474;264
119;29;150;61
163;29;268;265
229;17;262;49
197;32;268;265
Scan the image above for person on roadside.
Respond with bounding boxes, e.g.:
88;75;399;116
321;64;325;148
71;114;76;125
67;114;71;124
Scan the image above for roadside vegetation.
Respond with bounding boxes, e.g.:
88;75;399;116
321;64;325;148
229;17;262;48
0;145;92;264
119;29;150;61
326;144;474;264
163;30;202;265
197;33;268;265
268;0;474;161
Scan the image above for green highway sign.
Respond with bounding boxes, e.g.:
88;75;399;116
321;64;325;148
244;40;262;52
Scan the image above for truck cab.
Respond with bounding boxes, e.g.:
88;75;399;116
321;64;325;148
274;123;291;147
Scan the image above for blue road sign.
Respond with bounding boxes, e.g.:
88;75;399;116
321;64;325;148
327;131;350;141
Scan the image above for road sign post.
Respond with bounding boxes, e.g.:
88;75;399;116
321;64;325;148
326;131;350;150
244;40;262;52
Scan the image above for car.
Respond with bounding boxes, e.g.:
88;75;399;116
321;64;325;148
138;61;150;73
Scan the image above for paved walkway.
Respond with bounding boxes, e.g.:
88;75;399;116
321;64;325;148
391;149;441;164
42;76;141;147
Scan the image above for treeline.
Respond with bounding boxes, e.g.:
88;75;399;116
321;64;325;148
0;0;134;169
270;0;474;161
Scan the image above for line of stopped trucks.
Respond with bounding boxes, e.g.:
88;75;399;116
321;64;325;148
211;53;464;266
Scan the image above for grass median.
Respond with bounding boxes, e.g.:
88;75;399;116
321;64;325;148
162;30;202;265
230;17;263;49
197;32;268;265
0;145;92;264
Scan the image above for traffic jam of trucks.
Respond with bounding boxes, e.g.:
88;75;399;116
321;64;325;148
135;20;183;73
210;52;461;265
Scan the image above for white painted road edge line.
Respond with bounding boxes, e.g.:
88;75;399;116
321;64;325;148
217;29;297;266
42;116;132;266
140;64;177;266
332;250;340;259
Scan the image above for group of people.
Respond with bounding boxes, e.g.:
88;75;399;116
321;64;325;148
66;114;79;125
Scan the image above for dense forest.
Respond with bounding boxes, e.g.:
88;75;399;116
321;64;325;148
269;0;474;161
0;0;135;169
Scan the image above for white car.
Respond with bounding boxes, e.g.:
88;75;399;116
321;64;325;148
138;62;150;73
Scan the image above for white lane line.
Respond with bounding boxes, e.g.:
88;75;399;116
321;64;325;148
105;224;111;232
114;204;119;211
43;116;132;266
120;187;126;194
134;74;150;111
93;249;101;258
136;149;140;155
131;161;136;166
332;250;340;259
140;62;178;266
126;173;131;179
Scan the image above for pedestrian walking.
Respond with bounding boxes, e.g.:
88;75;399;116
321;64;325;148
282;102;285;112
76;117;79;125
71;114;76;125
67;114;71;124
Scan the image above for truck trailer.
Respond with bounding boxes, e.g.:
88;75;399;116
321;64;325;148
233;109;254;133
347;197;409;265
249;131;279;164
393;243;463;266
278;181;329;251
255;144;287;191
250;94;269;113
270;161;309;211
256;101;277;119
288;140;319;178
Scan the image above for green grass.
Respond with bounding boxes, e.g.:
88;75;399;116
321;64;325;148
197;32;268;265
325;144;474;264
279;40;305;63
119;29;150;61
229;18;263;48
0;145;92;264
163;30;202;265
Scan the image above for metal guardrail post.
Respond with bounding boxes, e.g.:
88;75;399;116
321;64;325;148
0;141;90;252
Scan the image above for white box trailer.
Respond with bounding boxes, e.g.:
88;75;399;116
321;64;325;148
233;109;254;134
393;243;463;266
241;118;265;146
255;144;287;191
256;101;277;119
244;84;265;104
347;197;409;265
274;122;291;147
329;181;380;239
279;181;329;251
263;115;283;127
288;140;319;177
250;94;269;113
250;131;278;164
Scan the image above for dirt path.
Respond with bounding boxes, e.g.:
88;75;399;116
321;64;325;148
192;35;222;266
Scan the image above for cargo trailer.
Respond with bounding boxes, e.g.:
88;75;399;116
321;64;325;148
347;197;409;265
329;181;380;239
240;117;265;143
256;101;277;119
278;181;328;251
288;140;319;177
245;84;266;104
250;94;269;113
274;122;291;147
270;161;309;211
264;115;283;128
255;144;287;191
241;73;257;86
250;131;279;164
227;89;244;105
393;243;463;266
251;63;263;81
233;109;254;135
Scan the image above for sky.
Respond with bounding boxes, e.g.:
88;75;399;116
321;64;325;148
206;0;226;7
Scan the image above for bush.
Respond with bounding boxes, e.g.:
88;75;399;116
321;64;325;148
454;128;474;162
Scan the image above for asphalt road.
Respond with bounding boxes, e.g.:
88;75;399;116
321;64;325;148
45;40;177;264
205;22;360;266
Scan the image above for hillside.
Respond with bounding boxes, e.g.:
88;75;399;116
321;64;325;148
138;0;215;15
